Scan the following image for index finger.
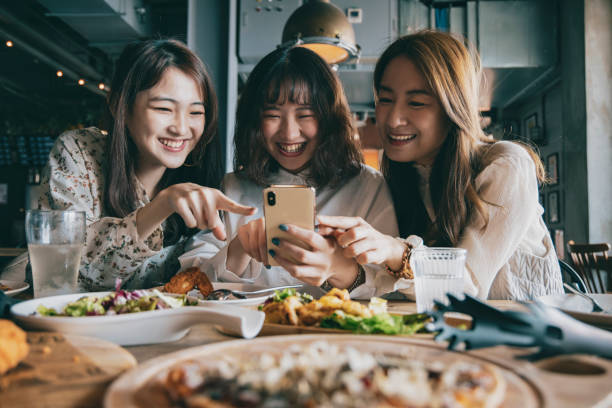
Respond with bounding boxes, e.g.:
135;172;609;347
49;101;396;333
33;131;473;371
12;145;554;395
215;192;256;215
281;224;327;249
316;215;363;230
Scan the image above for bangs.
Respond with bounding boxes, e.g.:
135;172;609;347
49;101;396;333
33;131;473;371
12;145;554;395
264;68;312;106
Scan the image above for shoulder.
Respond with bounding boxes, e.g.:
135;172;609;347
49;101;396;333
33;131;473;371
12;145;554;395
475;141;538;187
55;127;106;157
478;141;536;173
480;141;533;165
354;164;386;184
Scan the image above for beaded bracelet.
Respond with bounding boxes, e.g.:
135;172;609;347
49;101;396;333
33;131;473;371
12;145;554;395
385;236;423;280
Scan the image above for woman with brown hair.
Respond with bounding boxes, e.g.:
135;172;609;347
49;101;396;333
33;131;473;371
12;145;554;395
36;39;254;290
319;30;563;300
181;46;397;297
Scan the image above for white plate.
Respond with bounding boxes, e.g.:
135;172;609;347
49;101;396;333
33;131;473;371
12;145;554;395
0;280;30;296
537;293;612;329
10;291;265;345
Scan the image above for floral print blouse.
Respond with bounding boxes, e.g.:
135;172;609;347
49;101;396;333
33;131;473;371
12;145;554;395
37;127;190;291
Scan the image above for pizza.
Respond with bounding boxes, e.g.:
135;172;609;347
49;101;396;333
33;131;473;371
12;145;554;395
135;341;506;408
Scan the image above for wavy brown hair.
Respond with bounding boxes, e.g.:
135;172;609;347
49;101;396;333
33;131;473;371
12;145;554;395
376;31;545;246
233;46;362;188
103;39;222;245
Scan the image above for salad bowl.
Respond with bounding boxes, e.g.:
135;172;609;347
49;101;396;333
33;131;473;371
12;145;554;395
11;291;265;345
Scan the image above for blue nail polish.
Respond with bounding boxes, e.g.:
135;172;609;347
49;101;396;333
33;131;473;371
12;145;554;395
268;249;276;257
271;237;280;246
279;224;288;231
314;225;319;232
265;265;271;269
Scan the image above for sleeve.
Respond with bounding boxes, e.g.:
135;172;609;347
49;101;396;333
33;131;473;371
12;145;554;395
37;133;162;290
347;175;400;299
458;150;540;298
179;175;263;283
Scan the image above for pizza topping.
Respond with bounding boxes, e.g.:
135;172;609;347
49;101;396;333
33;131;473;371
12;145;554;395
140;341;505;408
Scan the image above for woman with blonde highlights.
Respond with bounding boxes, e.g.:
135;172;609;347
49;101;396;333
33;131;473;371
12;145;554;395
320;31;562;300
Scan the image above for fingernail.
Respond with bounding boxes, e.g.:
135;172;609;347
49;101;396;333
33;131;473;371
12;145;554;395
265;265;271;269
268;249;276;257
271;237;280;246
314;225;319;232
279;224;288;231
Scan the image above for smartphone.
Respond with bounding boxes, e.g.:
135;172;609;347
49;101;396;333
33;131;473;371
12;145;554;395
263;185;316;266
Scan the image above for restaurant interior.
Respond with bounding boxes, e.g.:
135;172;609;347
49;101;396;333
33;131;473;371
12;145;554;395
0;1;611;407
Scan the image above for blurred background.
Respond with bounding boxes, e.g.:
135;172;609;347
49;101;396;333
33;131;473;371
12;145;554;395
0;0;610;265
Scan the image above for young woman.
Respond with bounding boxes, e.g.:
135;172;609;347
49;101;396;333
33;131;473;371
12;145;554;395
319;31;563;300
35;39;254;290
180;46;398;298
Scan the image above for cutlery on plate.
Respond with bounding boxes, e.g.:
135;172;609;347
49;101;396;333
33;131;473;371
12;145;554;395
206;284;304;301
563;283;610;313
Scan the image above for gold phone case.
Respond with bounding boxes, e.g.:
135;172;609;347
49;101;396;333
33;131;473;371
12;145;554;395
263;185;316;266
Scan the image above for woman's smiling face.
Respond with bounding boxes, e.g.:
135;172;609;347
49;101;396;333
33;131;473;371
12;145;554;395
127;66;205;174
260;101;319;173
376;56;450;166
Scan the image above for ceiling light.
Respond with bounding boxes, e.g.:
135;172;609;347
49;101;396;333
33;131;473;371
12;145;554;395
98;83;105;90
6;40;13;47
281;0;360;64
78;79;85;86
56;70;63;77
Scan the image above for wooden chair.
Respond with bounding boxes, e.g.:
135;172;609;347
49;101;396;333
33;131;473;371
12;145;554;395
567;240;611;293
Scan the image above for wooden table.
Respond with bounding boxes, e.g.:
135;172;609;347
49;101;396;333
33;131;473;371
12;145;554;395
6;300;612;408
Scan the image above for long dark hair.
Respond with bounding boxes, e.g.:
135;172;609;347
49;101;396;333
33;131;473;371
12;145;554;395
376;31;545;245
233;46;362;189
103;39;222;245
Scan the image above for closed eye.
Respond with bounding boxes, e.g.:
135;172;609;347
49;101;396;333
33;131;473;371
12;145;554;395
153;107;171;112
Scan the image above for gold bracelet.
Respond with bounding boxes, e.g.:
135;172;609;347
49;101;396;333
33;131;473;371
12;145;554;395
385;242;414;280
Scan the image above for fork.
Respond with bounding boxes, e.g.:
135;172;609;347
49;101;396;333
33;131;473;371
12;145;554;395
563;283;610;313
206;284;304;300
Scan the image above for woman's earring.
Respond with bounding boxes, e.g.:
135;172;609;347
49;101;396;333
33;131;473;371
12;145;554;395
182;155;196;167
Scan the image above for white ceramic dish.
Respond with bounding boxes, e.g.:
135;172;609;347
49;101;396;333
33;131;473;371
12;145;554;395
10;291;265;345
0;280;30;296
537;293;612;329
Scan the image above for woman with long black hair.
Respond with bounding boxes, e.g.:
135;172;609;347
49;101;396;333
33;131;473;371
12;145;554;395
36;39;254;290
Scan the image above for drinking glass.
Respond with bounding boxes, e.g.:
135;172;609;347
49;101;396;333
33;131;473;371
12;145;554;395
25;210;86;298
410;247;466;312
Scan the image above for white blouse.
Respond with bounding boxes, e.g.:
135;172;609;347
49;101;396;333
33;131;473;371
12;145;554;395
179;165;399;299
397;141;563;300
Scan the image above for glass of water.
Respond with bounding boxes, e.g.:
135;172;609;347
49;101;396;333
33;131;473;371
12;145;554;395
410;247;466;312
25;210;86;298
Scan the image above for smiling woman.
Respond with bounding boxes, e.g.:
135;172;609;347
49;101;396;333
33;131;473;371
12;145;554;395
179;46;399;299
33;39;255;291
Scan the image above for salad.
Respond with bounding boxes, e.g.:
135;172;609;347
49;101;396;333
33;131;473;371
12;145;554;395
260;287;429;335
36;281;198;317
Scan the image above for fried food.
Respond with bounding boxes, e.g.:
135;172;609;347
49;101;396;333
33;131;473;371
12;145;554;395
0;319;29;375
164;267;213;298
262;288;372;327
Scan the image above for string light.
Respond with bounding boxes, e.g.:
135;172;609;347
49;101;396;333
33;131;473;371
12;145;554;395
6;40;13;47
98;83;105;90
56;70;64;77
78;79;85;86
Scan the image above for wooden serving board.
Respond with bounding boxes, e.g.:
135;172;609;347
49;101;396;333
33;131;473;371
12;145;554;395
0;332;137;408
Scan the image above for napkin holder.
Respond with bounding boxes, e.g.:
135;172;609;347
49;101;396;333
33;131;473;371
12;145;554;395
427;294;612;361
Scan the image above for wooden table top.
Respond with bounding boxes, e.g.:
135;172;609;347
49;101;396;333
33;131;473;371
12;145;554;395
6;299;612;408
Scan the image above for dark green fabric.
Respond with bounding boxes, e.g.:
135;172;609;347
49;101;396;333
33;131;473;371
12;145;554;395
0;290;20;319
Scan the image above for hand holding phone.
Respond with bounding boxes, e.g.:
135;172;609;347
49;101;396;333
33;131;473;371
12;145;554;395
263;185;315;266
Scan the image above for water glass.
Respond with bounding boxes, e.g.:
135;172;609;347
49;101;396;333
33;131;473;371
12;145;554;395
25;210;86;298
410;247;466;312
